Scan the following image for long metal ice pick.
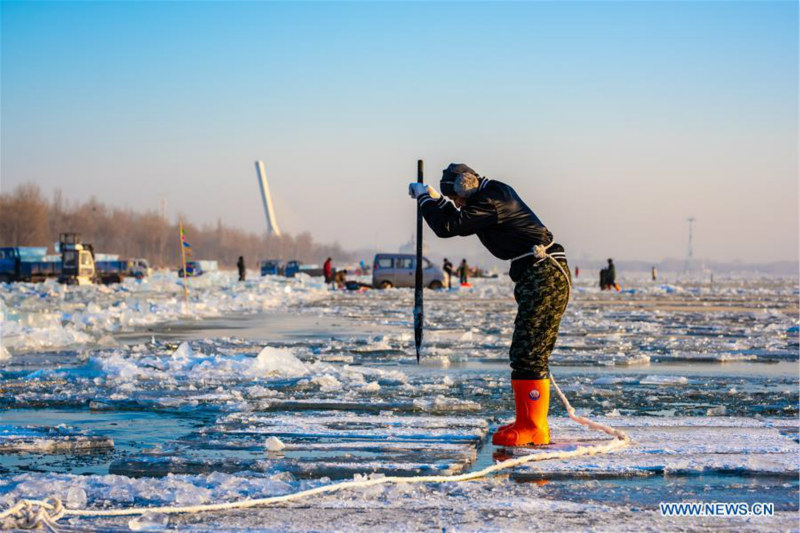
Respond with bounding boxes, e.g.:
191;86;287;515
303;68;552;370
414;159;424;364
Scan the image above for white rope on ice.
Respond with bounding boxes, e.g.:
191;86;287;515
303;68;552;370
0;375;629;530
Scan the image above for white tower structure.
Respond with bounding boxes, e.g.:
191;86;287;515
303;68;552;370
254;160;281;236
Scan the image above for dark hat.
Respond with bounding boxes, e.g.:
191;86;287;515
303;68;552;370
441;163;478;196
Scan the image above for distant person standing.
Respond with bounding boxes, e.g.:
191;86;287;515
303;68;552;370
237;256;246;282
575;266;580;278
651;266;657;281
600;258;619;291
323;257;333;284
443;258;454;288
459;258;469;285
606;258;616;289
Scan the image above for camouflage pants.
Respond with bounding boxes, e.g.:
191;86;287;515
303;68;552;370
509;257;571;380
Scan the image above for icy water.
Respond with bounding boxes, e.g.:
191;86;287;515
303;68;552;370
0;272;797;532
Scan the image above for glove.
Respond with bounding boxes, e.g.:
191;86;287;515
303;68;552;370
408;183;441;200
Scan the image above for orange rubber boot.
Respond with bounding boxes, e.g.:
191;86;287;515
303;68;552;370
492;379;550;446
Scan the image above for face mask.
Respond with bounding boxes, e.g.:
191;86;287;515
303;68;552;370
440;178;456;196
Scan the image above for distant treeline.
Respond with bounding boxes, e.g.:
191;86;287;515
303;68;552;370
0;183;354;268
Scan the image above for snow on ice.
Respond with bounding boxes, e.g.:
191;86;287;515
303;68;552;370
0;274;797;531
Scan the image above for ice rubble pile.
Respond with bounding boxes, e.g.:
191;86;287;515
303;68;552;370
4;338;481;414
1;343;414;409
95;344;405;395
0;271;328;354
0;425;114;454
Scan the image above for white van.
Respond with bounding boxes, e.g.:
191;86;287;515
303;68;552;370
372;253;445;289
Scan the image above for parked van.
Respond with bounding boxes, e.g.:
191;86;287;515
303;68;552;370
372;253;444;289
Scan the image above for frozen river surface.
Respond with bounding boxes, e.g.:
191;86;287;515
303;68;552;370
1;272;798;531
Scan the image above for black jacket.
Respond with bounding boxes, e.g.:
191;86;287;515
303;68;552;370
418;178;559;281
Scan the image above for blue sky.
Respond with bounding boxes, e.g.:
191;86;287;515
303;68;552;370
2;1;797;263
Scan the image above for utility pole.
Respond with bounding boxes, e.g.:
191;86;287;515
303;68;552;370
683;217;695;273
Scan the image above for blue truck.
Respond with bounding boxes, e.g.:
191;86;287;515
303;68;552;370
0;234;97;285
260;259;284;276
284;260;323;278
95;258;151;283
0;247;61;283
0;234;150;285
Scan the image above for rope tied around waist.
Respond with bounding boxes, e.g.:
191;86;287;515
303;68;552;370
511;241;573;303
532;242;550;261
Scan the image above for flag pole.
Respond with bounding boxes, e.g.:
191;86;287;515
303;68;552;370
179;219;189;309
414;159;424;364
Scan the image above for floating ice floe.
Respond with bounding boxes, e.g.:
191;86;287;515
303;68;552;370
0;425;114;454
639;375;689;386
513;416;799;478
126;411;490;479
593;376;639;386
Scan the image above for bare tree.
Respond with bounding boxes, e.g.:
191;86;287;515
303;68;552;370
0;184;49;246
0;183;355;268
